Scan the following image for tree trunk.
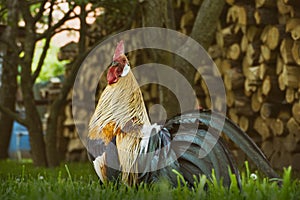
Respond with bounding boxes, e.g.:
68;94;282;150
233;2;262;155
190;0;226;51
45;101;61;167
20;66;47;166
176;0;226;83
20;18;47;166
141;0;179;119
45;4;87;167
0;0;19;159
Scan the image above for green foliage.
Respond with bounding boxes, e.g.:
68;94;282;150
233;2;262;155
0;160;300;200
32;41;67;82
0;0;7;24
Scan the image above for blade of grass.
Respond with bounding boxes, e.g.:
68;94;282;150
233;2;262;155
64;164;74;189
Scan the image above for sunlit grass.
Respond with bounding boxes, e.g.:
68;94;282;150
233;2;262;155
0;160;299;200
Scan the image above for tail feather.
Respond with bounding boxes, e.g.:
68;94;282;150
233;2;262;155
171;127;241;187
166;109;279;179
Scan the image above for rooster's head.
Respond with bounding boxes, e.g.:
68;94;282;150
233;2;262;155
107;40;130;85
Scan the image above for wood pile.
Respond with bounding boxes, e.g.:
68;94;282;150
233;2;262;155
207;0;300;169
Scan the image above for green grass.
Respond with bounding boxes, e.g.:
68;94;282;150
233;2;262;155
0;160;299;200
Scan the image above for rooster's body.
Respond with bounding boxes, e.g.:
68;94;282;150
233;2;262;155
87;41;279;187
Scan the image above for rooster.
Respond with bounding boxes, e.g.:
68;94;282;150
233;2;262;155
87;40;279;187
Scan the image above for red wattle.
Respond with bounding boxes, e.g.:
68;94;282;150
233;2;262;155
107;67;118;84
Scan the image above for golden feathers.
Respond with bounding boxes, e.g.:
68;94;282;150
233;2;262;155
88;71;150;144
89;121;121;145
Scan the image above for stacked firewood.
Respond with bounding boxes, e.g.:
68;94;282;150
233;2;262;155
207;0;300;169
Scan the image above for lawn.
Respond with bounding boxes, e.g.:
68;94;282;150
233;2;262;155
0;160;299;200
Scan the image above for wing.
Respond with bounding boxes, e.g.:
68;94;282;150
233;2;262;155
87;137;121;183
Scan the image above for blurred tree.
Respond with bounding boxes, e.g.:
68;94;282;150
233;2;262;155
140;0;179;119
0;0;138;167
0;0;87;166
45;0;138;167
175;0;225;84
44;2;88;167
0;0;19;159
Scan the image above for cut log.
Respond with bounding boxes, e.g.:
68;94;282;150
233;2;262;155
286;87;295;103
216;25;242;48
292;40;300;65
241;34;248;52
239;115;252;132
262;25;286;50
277;0;293;15
247;26;262;42
286;18;300;40
295;89;300;100
228;108;239;124
278;73;286;91
246;41;262;65
257;87;264;103
251;91;262;112
261;74;275;93
259;64;276;80
276;56;284;75
262;75;285;103
244;65;261;82
260;102;280;119
254;116;271;140
262;75;272;95
292;101;300;124
287;117;300;140
278;104;292;121
260;45;270;63
226;90;235;107
260;45;277;63
226;43;241;60
282;64;300;88
280;38;295;64
227;5;256;26
244;78;258;94
269;118;286;136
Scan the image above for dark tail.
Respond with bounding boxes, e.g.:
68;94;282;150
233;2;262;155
164;115;241;188
165;109;279;179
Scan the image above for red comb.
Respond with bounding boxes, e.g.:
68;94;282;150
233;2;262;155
113;40;124;61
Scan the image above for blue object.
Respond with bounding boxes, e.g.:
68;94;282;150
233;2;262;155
9;121;30;157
